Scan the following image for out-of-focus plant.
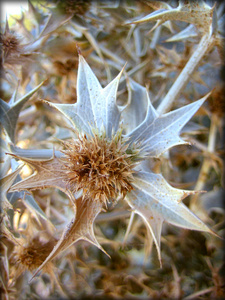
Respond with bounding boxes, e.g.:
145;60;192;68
0;1;224;299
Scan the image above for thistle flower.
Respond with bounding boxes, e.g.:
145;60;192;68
0;22;24;66
208;83;225;118
11;236;56;276
54;0;91;16
60;130;136;206
0;30;21;61
9;55;217;278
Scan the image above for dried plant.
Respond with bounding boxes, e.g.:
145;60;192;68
0;1;224;299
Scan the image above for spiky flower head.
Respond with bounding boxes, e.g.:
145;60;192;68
60;130;138;207
0;29;22;62
9;55;216;278
55;0;91;16
12;236;56;274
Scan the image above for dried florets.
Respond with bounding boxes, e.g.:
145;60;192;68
55;0;91;16
60;131;137;207
53;59;78;76
208;84;225;118
12;236;56;275
0;31;21;61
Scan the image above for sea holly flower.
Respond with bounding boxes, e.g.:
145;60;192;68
9;55;216;278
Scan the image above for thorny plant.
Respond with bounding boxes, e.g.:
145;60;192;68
0;1;224;299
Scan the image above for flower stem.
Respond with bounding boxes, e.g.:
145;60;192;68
157;33;214;114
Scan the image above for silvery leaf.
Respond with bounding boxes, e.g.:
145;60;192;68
9;145;63;160
0;81;45;143
126;171;215;263
45;55;123;137
126;95;208;157
165;24;198;42
122;78;149;133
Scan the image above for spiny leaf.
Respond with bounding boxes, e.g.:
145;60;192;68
0;81;45;143
126;171;215;263
3;161;50;223
126;95;207;157
122;78;149;133
1;143;60;225
38;8;73;38
0;166;23;210
8;153;75;206
28;0;46;24
165;24;198;42
9;145;62;160
43;55;124;137
125;0;216;34
30;197;106;281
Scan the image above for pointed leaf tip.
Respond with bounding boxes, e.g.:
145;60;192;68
127;92;209;157
29;198;105;281
0;80;46;142
126;170;217;265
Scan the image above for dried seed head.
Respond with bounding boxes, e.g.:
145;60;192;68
56;0;91;15
0;31;21;60
60;132;137;207
208;84;225;118
53;59;78;76
12;236;56;273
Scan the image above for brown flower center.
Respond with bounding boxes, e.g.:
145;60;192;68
0;32;20;58
13;237;56;272
56;0;91;15
60;132;137;207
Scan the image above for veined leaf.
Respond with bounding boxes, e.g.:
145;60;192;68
122;78;149;133
126;95;208;157
126;171;215;262
9;145;63;160
30;197;106;281
9;154;75;207
44;55;124;137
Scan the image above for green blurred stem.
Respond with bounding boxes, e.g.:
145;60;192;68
157;33;214;114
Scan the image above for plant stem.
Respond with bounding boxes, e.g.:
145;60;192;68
157;33;214;114
190;114;218;209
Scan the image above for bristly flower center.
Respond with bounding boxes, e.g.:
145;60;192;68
13;237;56;272
0;32;21;59
60;132;137;207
